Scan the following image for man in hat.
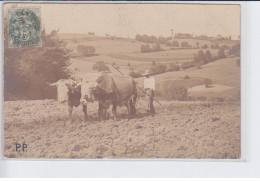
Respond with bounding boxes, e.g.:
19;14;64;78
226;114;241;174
143;69;155;115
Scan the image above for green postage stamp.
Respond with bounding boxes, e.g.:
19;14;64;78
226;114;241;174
8;7;41;48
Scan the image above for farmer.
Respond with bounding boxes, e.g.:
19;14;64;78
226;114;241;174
143;69;155;115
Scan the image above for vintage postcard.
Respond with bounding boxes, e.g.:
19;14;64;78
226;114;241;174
2;3;241;159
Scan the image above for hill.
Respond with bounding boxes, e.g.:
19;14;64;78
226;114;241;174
59;33;240;101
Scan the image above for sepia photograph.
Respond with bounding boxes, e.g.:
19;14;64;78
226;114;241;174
3;3;241;159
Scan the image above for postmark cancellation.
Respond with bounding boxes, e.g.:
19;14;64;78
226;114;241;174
8;7;42;48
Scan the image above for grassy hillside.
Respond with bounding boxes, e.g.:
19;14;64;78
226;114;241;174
134;57;240;101
108;48;219;63
156;57;240;87
173;38;239;47
60;33;240;102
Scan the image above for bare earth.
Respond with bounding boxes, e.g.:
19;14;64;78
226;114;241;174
4;99;240;159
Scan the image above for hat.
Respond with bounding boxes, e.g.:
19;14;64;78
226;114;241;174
142;69;152;76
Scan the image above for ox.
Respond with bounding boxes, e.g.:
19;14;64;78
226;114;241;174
49;79;87;121
80;74;137;120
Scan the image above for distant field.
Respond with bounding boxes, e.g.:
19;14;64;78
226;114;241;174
211;39;240;47
155;57;240;88
63;34;235;66
108;53;190;62
62;34;240;101
66;38;141;55
163;38;238;48
109;49;218;62
174;38;212;47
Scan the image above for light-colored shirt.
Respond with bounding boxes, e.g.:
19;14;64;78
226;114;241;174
144;76;155;91
57;80;69;103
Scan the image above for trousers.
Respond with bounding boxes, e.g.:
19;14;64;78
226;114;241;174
145;88;155;113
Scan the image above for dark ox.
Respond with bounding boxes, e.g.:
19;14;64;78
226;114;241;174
49;80;87;121
65;83;88;121
80;74;137;120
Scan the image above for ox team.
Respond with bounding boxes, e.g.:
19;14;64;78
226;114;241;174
50;70;155;121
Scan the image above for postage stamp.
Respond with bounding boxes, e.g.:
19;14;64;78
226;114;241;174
8;7;41;48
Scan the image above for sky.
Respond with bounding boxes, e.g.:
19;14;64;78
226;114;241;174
5;3;241;39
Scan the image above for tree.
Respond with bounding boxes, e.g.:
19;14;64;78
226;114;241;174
135;34;143;41
142;34;150;43
167;63;180;71
150;36;157;43
211;43;219;49
4;24;71;100
92;61;110;72
220;44;231;51
152;43;162;52
197;50;207;64
150;62;166;74
77;45;96;57
205;50;212;62
158;36;166;44
181;41;189;48
201;44;208;49
88;32;95;36
218;48;226;59
181;61;196;69
193;53;199;63
229;43;240;57
141;44;151;53
165;41;172;46
172;41;179;47
154;63;166;74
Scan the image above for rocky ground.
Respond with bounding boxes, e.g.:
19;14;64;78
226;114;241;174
3;99;240;159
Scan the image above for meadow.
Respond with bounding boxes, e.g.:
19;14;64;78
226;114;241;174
62;34;240;102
